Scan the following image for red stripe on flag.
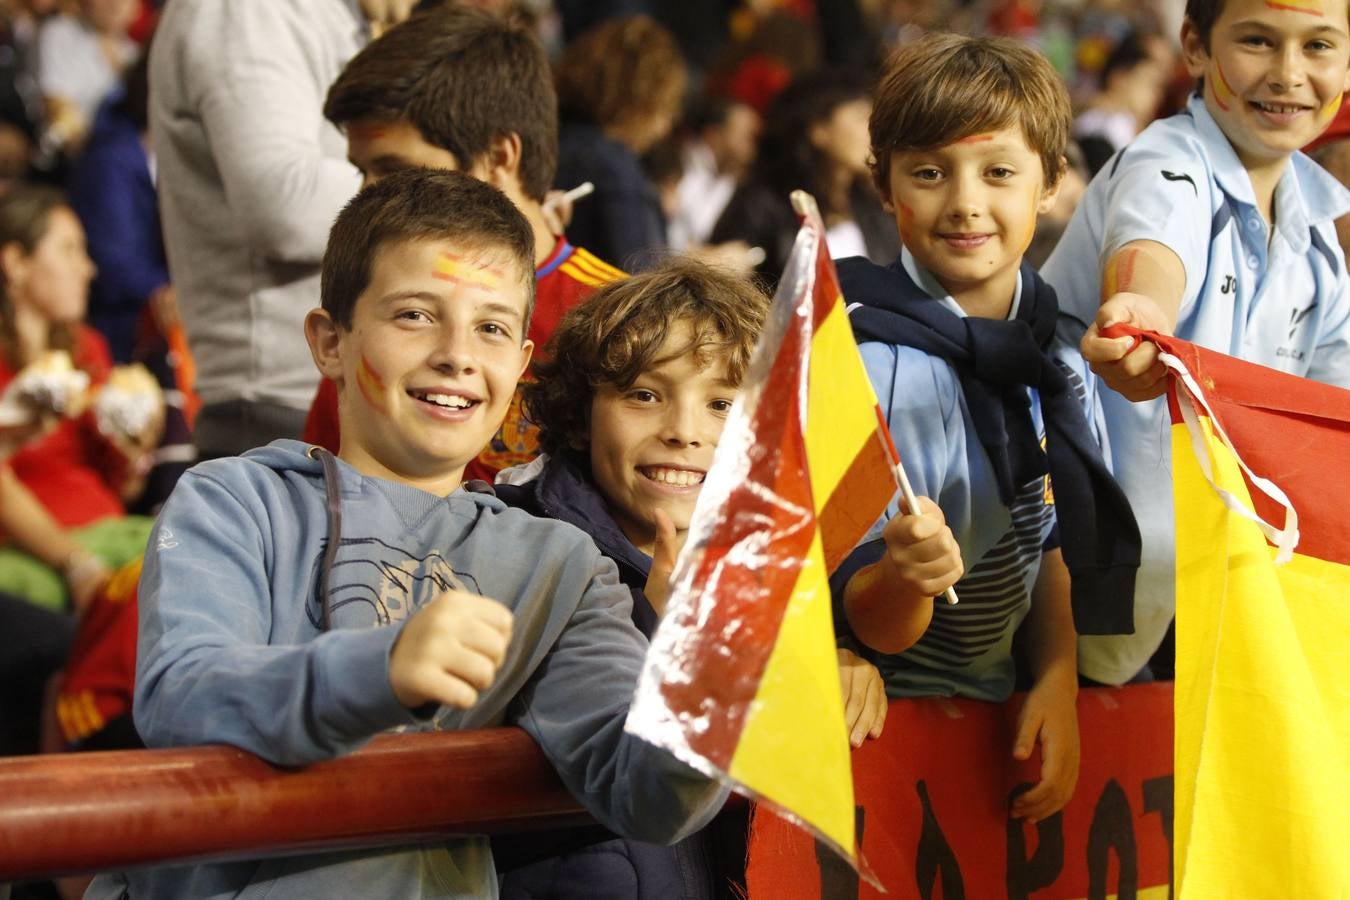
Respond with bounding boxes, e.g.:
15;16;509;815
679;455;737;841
818;430;898;572
654;316;819;769
1117;326;1350;566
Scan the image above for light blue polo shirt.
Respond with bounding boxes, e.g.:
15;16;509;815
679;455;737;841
846;249;1067;702
1043;94;1350;685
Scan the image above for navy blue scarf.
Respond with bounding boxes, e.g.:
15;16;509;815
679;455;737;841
837;256;1138;636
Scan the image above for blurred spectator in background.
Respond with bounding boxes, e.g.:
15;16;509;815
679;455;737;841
148;0;379;459
555;15;687;270
67;50;162;365
711;68;897;286
667;95;760;252
1073;30;1173;175
0;0;53;181
35;0;137;156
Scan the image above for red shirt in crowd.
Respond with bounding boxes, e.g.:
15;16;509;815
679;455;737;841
0;326;123;528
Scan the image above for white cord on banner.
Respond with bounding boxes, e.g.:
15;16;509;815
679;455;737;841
1158;351;1299;564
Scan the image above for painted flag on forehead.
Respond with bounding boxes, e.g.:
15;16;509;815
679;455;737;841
624;192;899;864
1115;326;1350;897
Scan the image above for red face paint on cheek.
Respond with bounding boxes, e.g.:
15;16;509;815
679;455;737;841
896;202;917;240
356;354;388;414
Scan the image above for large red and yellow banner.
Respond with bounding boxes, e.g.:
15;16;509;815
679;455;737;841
1129;328;1350;898
625;194;898;862
746;686;1174;899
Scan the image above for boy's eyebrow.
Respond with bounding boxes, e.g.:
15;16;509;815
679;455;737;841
478;302;525;322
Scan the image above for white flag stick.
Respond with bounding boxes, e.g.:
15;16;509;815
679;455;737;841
894;460;959;606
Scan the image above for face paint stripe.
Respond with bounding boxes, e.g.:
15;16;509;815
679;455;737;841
1319;91;1344;127
1212;61;1237;112
956;133;995;144
433;253;505;290
1264;0;1324;15
357;355;387;413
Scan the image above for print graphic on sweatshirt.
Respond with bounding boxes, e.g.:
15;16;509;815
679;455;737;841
306;535;483;629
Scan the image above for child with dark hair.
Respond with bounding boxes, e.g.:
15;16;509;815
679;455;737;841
87;168;724;900
835;33;1140;824
1044;0;1350;686
712;68;899;287
302;3;624;482
490;259;887;898
554;15;688;270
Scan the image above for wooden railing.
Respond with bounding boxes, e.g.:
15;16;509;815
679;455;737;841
0;728;591;881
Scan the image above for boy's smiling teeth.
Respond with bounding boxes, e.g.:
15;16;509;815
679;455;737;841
413;390;475;409
1251;100;1308;114
641;466;705;486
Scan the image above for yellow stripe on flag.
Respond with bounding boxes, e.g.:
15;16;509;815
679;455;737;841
1172;418;1350;899
805;299;881;512
727;527;855;854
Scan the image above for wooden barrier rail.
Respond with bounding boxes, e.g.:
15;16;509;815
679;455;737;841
0;728;591;881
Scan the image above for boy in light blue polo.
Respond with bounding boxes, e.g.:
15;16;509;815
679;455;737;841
1043;0;1350;685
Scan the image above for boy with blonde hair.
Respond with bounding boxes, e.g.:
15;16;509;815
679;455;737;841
834;34;1140;823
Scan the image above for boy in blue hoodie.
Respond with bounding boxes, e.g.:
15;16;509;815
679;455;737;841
89;169;724;900
833;34;1140;824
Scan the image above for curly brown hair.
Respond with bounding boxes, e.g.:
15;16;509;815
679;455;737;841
554;16;687;133
525;259;769;462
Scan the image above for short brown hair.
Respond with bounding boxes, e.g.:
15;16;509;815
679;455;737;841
324;5;557;202
525;259;769;461
321;169;535;331
554;16;687;131
1184;0;1224;48
870;33;1070;192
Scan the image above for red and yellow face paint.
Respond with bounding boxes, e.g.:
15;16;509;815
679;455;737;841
1263;0;1324;16
956;132;996;145
432;252;505;292
1210;60;1239;112
356;354;388;414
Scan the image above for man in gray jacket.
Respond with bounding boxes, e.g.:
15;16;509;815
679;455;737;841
149;0;410;457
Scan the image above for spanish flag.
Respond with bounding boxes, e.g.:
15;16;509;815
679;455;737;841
625;193;899;863
1137;329;1350;897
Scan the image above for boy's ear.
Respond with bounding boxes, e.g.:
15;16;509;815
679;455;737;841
515;338;535;383
483;132;525;193
1180;19;1210;82
304;308;345;382
0;241;27;286
1038;157;1067;214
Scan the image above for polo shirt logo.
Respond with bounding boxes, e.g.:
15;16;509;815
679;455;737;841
1161;170;1198;194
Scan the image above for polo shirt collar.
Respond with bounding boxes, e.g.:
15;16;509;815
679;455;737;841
1188;94;1350;251
899;245;1023;320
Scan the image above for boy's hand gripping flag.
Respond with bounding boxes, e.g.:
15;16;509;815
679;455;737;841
625;192;900;866
1108;325;1350;898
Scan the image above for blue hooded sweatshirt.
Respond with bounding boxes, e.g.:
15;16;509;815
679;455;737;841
87;441;724;900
